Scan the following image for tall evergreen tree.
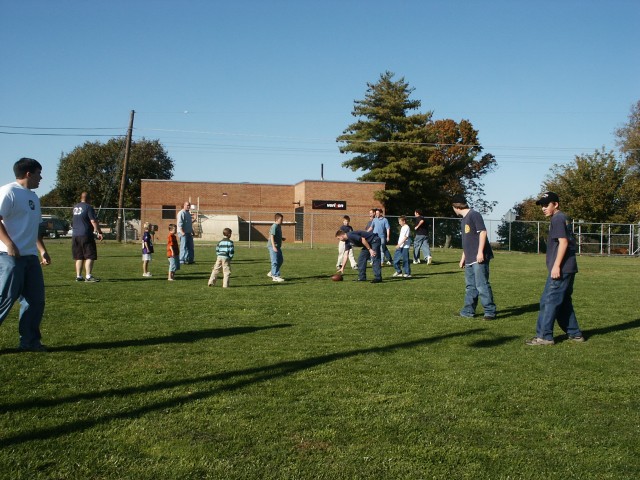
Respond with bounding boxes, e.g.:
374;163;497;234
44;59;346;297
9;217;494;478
337;71;496;216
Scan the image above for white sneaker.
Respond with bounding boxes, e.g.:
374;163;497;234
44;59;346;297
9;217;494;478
385;261;392;266
392;272;402;277
413;259;420;264
267;271;273;278
403;274;412;278
143;272;152;277
272;276;285;282
427;256;432;265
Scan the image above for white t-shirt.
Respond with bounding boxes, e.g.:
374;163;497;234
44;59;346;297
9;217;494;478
0;182;41;256
398;224;411;248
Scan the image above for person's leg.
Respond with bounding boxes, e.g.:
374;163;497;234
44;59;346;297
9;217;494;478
186;235;195;263
423;239;432;262
535;275;569;340
276;249;284;277
0;255;21;327
348;248;357;268
267;246;279;277
413;235;424;262
75;259;83;278
357;248;369;280
337;241;345;268
461;266;478;317
402;248;411;275
372;241;382;281
179;234;187;263
209;258;221;286
84;259;94;277
555;274;581;336
17;256;46;349
393;249;402;273
222;259;231;288
472;262;496;318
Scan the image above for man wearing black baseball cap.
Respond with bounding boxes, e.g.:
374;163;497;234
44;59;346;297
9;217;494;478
526;192;584;345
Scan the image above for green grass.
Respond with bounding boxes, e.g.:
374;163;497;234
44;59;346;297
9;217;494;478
1;241;638;479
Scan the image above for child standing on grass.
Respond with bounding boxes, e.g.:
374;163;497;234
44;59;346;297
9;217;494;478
208;228;234;288
392;215;412;278
336;215;357;270
267;213;285;282
167;224;180;281
526;192;584;346
142;222;154;277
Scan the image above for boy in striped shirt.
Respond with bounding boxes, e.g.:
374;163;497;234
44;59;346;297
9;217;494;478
208;228;234;288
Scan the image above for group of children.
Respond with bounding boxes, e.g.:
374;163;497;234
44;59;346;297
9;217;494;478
141;222;234;286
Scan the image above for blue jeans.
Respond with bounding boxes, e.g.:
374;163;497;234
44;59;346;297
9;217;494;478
536;273;581;340
356;239;382;281
0;254;46;349
413;234;431;261
267;245;284;277
179;233;194;264
393;248;411;275
461;261;496;318
379;238;393;263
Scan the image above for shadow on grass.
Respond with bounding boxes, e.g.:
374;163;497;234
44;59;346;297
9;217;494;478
0;328;485;446
44;324;293;353
468;335;520;348
498;303;539;319
582;318;640;339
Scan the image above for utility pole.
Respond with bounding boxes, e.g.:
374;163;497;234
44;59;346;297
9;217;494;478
116;110;135;242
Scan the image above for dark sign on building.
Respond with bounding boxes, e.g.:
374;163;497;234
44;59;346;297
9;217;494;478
312;200;347;210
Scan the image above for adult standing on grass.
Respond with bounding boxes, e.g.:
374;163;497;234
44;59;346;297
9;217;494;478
413;209;432;265
526;192;584;346
452;194;496;320
336;229;382;283
372;208;392;265
72;191;103;282
0;158;51;352
177;201;195;264
267;213;285;282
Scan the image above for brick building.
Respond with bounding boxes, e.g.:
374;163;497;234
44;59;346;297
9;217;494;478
140;179;385;244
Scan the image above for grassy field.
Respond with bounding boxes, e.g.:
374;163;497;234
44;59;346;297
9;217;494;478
0;241;638;479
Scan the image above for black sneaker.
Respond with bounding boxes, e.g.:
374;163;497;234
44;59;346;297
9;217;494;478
75;276;84;282
85;276;100;283
370;278;382;284
568;334;585;342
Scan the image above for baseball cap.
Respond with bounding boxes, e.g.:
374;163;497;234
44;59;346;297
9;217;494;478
451;194;467;205
535;191;560;205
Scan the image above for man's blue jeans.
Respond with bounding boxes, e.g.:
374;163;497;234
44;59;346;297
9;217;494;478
179;233;194;264
413;234;431;261
267;245;284;278
536;273;581;340
0;254;45;349
379;239;393;263
393;248;411;275
461;261;496;318
356;239;382;281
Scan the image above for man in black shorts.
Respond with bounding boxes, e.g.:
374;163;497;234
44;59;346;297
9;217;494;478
72;192;103;282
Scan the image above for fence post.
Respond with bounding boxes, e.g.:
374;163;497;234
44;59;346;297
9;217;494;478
248;211;252;249
537;221;540;254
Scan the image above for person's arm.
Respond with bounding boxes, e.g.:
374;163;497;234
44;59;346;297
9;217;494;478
36;235;51;265
270;232;278;252
414;219;424;230
0;219;19;256
459;252;466;269
551;238;568;279
91;219;103;240
361;237;376;257
477;230;487;264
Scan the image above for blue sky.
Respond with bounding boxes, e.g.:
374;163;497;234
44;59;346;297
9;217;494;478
1;0;638;219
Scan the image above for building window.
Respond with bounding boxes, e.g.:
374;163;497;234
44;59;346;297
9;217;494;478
162;205;176;220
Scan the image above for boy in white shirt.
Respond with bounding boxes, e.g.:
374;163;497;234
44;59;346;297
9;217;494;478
392;215;412;278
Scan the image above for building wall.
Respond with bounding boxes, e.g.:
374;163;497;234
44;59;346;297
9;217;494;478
141;179;384;244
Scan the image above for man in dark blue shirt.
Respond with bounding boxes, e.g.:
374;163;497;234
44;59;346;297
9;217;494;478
72;192;103;282
336;229;382;283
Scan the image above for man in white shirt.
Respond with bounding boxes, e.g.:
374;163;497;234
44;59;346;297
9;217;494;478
0;158;51;351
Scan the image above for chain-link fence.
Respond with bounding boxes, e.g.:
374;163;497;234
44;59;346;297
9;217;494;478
42;206;640;256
